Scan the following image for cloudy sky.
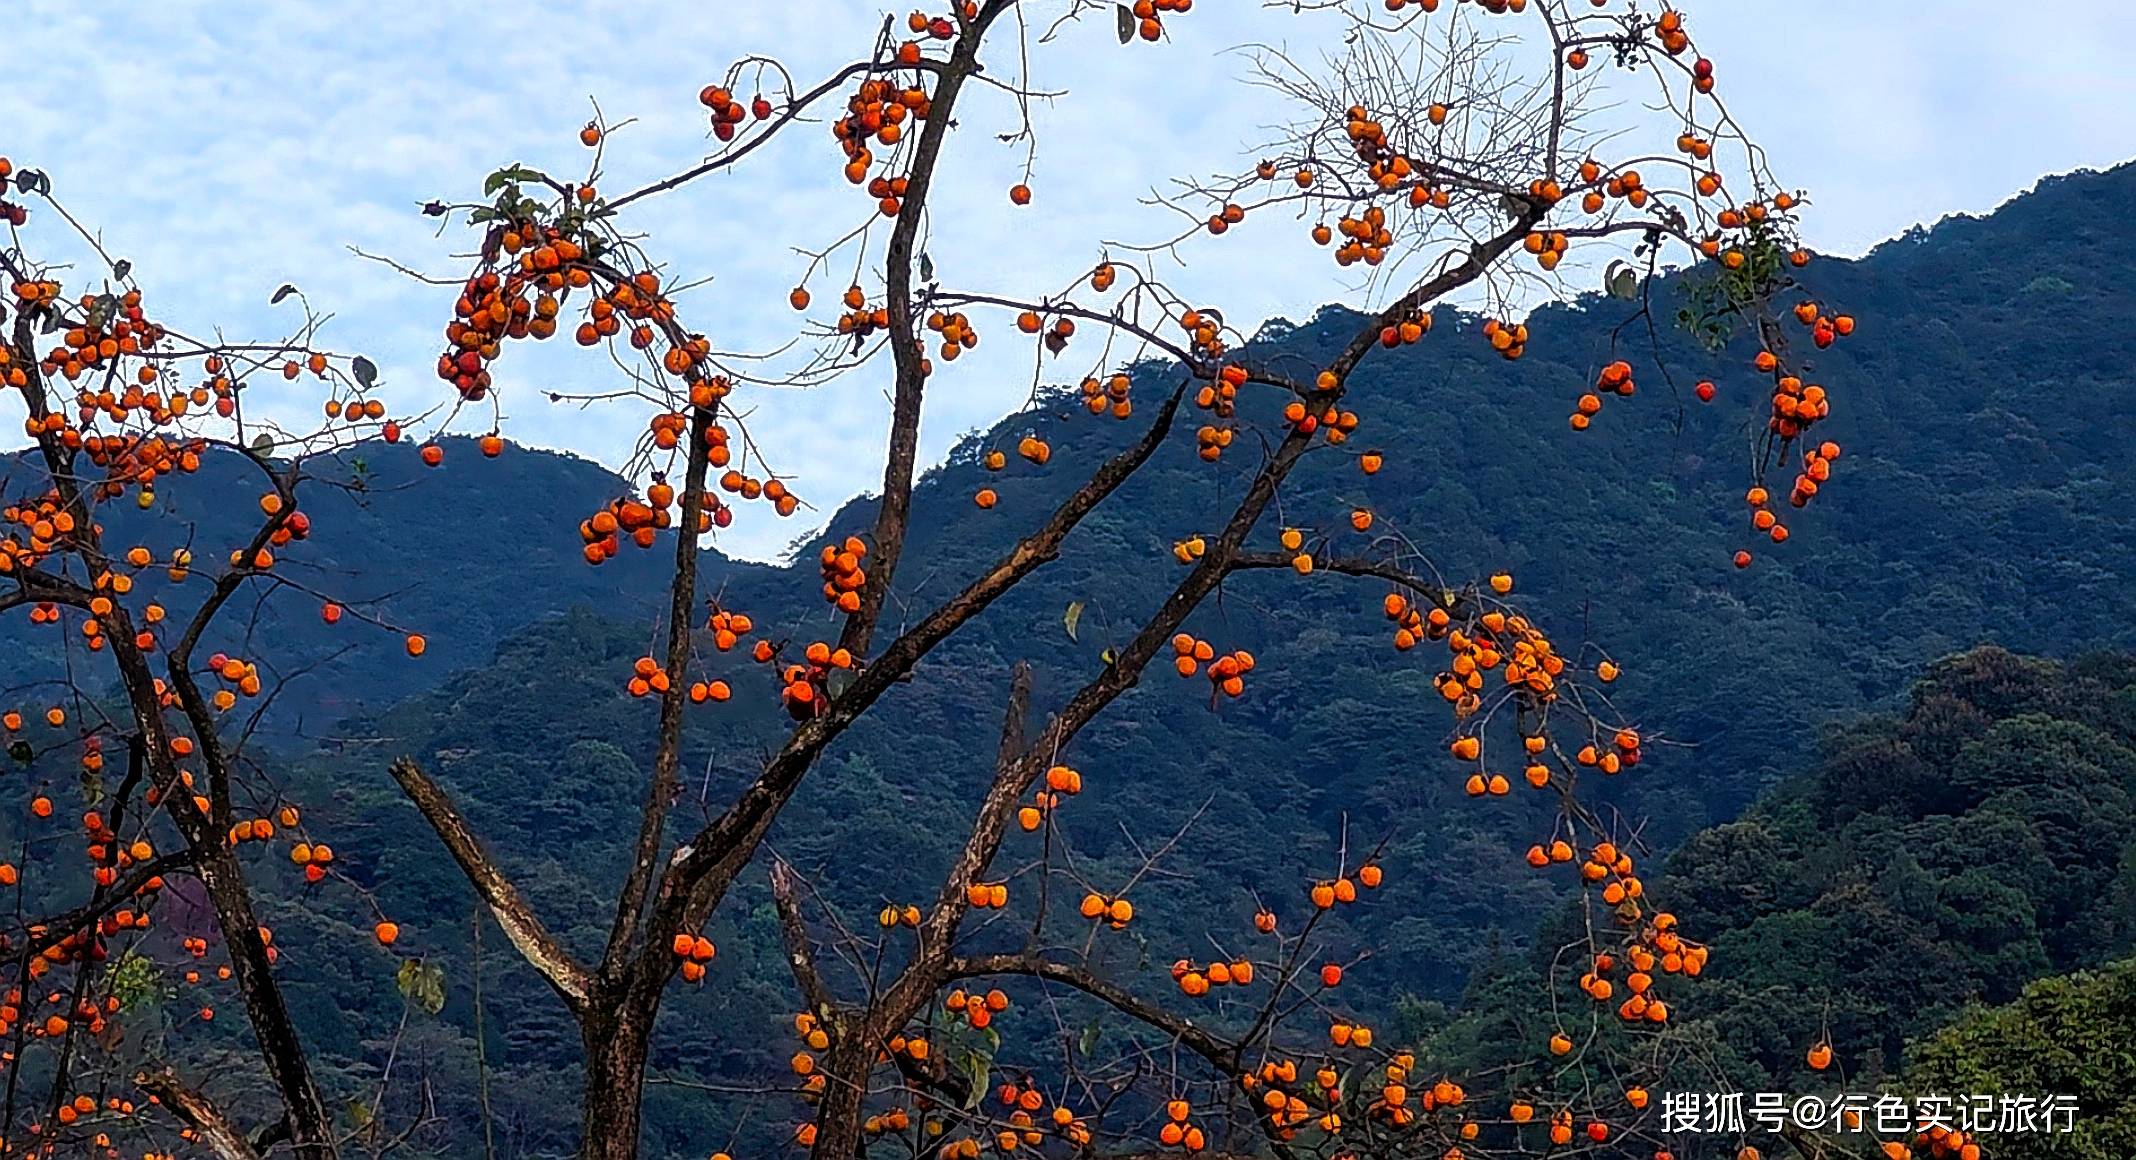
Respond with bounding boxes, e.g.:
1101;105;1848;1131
5;1;2134;561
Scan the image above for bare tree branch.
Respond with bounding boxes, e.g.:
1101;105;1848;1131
770;858;837;1026
389;758;593;1008
137;1070;262;1160
945;954;1237;1069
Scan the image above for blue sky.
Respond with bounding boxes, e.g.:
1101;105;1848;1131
6;1;2135;561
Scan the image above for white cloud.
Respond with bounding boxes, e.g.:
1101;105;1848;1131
4;1;2133;561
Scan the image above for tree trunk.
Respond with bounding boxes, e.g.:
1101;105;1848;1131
808;1039;874;1160
195;845;337;1159
580;1005;652;1160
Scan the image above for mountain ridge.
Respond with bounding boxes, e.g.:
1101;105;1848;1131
11;158;2133;741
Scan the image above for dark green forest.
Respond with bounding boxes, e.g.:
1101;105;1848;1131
1420;647;2136;1158
1906;955;2136;1160
5;161;2134;1158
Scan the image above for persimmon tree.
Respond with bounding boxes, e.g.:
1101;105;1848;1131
381;2;1886;1159
0;1;1934;1160
0;158;434;1156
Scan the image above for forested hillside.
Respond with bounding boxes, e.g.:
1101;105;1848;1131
1905;955;2136;1160
1661;648;2136;1086
1415;648;2136;1143
5;162;2134;1158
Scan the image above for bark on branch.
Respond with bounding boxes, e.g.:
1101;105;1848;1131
1229;551;1455;600
994;208;1550;808
840;0;1022;659
607;398;721;975
389;758;593;1008
805;662;1036;1160
137;1069;262;1160
769;858;837;1028
912;661;1034;964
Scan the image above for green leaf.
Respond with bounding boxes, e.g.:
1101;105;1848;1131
109;952;167;1013
351;355;379;390
963;1051;990;1110
112;259;132;281
396;960;446;1016
1064;601;1084;643
826;668;856;701
1116;3;1134;43
484;165;549;197
251;433;276;455
1606;260;1639;300
347;1100;375;1130
1078;1017;1101;1058
270;283;299;305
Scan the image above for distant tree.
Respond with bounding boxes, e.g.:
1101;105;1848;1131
0;2;1888;1160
